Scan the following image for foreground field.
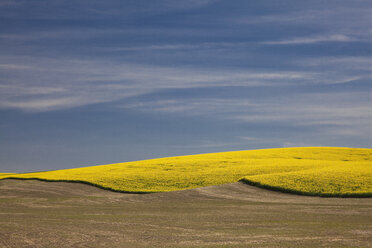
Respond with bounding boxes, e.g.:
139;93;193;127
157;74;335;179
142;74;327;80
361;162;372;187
0;179;371;248
1;147;371;196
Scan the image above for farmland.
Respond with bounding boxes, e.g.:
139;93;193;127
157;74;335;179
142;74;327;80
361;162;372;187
1;147;371;197
1;179;371;248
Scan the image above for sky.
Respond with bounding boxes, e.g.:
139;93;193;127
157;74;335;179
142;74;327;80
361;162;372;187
0;0;371;172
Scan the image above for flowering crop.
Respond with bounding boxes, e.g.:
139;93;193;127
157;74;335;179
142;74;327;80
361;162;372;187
1;147;371;196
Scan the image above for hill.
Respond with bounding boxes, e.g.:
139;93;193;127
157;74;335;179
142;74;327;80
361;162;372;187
1;147;371;196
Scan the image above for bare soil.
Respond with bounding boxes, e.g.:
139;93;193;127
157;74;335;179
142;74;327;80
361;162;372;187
0;179;371;247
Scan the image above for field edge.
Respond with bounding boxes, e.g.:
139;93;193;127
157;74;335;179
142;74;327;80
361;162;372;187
239;178;372;198
0;177;154;194
1;176;371;198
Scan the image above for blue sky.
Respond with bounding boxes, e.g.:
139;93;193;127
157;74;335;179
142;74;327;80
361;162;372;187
0;0;371;172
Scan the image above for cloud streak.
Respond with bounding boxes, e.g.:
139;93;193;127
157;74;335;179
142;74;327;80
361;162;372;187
120;91;371;139
1;50;370;112
0;0;218;21
263;34;356;45
0;55;319;111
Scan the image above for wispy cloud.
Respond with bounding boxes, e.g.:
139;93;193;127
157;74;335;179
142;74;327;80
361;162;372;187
0;85;66;96
0;27;211;43
0;64;33;70
1;51;369;112
120;91;371;139
0;29;120;41
237;5;372;31
0;0;217;20
299;56;372;70
263;34;355;45
0;97;91;112
0;55;317;112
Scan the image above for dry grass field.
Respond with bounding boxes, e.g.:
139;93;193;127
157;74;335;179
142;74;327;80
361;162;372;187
0;179;371;248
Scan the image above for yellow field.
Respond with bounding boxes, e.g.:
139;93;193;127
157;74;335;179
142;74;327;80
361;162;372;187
1;147;371;196
0;173;15;177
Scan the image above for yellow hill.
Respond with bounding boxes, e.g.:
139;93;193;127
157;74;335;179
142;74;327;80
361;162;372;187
1;147;371;197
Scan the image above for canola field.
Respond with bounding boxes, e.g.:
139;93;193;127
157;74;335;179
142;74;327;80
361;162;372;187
0;173;15;177
0;147;371;197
